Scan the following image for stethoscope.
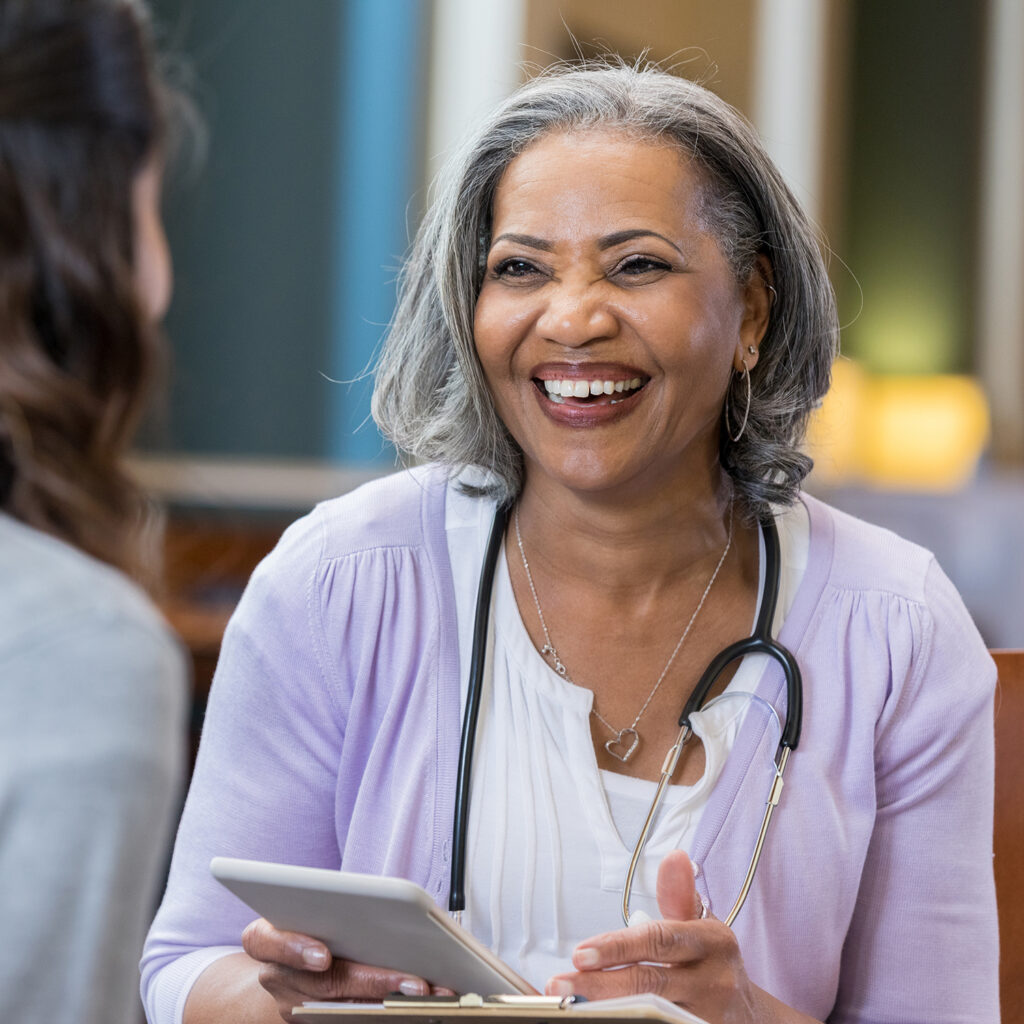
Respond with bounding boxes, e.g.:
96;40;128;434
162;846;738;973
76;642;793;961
448;505;803;931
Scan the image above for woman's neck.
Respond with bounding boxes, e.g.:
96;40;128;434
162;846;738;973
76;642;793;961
513;465;738;603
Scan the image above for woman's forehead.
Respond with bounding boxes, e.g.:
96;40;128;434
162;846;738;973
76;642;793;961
490;128;708;239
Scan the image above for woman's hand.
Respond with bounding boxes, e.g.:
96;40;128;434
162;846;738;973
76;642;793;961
545;852;816;1024
242;918;454;1023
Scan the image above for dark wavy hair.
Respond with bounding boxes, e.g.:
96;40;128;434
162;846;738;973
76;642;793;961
0;0;174;577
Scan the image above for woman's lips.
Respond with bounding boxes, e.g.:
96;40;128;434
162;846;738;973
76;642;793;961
532;364;649;407
530;367;649;423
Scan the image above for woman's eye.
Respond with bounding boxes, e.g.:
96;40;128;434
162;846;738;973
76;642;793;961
492;257;541;280
616;255;672;277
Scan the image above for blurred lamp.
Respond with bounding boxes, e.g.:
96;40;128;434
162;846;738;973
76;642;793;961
858;375;990;489
806;363;990;491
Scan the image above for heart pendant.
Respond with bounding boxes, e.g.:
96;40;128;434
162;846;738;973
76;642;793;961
605;728;640;762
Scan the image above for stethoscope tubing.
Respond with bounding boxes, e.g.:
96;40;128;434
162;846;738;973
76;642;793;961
449;504;509;916
679;518;802;750
448;507;802;920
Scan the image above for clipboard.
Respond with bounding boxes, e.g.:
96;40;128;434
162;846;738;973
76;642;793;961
292;993;709;1024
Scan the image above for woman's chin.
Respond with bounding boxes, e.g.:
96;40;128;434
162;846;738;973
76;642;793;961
522;453;669;503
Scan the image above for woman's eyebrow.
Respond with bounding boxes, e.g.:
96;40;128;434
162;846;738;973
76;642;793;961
490;229;685;257
491;232;553;251
598;229;685;256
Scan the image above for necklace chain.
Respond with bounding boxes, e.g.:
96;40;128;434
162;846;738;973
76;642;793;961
513;504;735;761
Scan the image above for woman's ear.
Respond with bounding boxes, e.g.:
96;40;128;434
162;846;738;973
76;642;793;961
735;254;774;372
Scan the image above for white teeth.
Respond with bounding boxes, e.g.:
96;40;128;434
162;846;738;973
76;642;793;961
541;377;644;399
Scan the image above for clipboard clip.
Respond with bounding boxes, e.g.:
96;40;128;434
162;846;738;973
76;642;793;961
383;994;580;1011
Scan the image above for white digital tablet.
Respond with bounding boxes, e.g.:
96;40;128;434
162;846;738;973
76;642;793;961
210;857;536;996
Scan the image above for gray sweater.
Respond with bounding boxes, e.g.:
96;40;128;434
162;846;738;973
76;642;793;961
0;512;188;1024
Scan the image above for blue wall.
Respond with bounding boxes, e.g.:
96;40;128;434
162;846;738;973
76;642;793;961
146;0;426;463
328;1;427;461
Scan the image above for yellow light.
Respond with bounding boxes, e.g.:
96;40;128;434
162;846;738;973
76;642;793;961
858;375;990;490
806;365;990;491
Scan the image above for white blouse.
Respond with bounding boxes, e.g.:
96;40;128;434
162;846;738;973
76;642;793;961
445;486;808;990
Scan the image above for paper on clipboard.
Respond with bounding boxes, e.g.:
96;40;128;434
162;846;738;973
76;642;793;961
292;993;709;1024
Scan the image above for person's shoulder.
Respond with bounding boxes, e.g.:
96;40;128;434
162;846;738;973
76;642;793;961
800;493;993;701
317;463;450;557
803;492;935;605
270;464;450;568
0;515;187;720
242;465;453;610
0;513;175;647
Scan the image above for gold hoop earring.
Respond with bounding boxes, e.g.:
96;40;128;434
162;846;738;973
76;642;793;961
724;360;751;443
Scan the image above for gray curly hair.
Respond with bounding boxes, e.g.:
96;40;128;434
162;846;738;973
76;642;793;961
372;61;839;521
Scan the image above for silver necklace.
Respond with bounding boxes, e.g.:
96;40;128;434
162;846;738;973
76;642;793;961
513;504;735;763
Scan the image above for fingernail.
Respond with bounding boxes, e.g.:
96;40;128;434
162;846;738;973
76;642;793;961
574;948;600;969
302;947;330;969
400;979;428;996
547;979;574;997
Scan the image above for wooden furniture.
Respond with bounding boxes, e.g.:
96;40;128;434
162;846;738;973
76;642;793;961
160;513;288;762
993;649;1024;1020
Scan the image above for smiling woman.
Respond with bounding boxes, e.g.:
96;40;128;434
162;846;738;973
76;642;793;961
143;62;998;1024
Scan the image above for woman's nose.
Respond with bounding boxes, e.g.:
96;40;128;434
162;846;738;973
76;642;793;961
536;283;618;347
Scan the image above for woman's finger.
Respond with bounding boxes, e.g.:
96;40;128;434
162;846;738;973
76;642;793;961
547;956;740;1008
242;917;332;972
546;962;684;1002
258;957;434;1021
259;958;431;1001
656;850;703;921
547;963;668;1001
241;917;433;1002
329;959;431;998
572;918;726;972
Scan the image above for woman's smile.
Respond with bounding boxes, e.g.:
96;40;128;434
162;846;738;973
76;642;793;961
532;362;649;424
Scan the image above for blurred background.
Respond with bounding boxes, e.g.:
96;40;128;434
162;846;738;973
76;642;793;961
135;0;1023;722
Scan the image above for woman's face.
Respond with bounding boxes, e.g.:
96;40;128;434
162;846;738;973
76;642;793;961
473;128;769;501
132;158;172;323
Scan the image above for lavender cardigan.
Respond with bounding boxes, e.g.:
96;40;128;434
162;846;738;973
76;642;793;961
141;466;999;1024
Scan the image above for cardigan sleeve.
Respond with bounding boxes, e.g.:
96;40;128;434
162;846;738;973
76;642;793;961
140;469;457;1024
829;558;999;1024
140;508;349;1024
